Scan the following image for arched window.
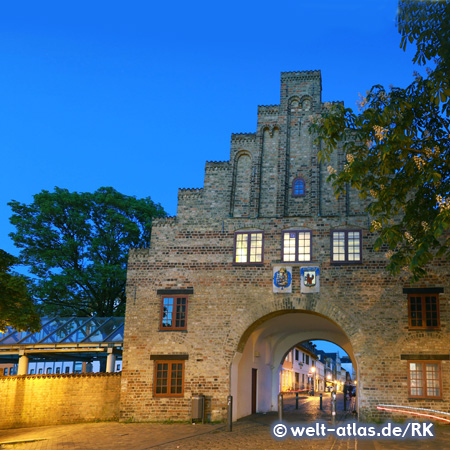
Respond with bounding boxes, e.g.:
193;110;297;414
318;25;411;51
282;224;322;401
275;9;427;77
292;177;305;197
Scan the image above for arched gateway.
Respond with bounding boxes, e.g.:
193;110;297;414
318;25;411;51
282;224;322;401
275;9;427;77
121;70;449;423
231;308;359;420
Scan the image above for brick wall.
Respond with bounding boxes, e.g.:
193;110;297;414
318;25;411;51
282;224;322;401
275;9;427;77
0;373;121;429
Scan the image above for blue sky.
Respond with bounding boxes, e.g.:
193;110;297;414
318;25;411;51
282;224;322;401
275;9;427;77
1;0;417;260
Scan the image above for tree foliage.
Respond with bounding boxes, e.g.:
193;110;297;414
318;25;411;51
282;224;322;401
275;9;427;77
0;249;41;332
9;187;166;316
310;0;450;280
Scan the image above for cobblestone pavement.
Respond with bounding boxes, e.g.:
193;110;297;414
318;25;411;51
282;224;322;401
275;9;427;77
1;394;449;450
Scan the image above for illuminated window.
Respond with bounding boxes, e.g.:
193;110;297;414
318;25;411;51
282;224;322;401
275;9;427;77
292;177;306;197
409;361;442;399
154;360;185;397
234;231;264;264
160;296;188;331
331;230;361;263
282;230;312;262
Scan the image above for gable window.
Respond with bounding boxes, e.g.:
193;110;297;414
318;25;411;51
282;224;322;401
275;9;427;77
160;296;188;331
154;360;185;397
292;177;306;197
409;361;442;399
282;230;312;262
234;231;263;264
408;294;440;329
331;230;361;263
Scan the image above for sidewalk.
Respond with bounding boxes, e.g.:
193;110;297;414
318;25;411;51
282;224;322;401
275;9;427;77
1;394;449;450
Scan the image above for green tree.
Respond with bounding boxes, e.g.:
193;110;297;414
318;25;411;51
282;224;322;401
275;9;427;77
310;0;450;280
9;186;166;316
0;249;41;332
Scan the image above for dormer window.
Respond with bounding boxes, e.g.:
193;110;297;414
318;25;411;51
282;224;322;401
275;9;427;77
292;178;305;197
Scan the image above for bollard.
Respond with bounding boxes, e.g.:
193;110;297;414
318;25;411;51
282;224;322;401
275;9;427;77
227;395;233;432
320;393;323;410
278;393;283;422
331;391;337;425
296;392;299;410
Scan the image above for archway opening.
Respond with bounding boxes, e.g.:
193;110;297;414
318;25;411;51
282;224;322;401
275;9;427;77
230;310;358;420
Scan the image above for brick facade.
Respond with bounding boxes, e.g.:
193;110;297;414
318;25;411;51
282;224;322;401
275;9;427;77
121;70;449;423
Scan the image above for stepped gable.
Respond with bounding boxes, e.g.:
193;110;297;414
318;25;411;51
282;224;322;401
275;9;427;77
322;100;344;107
205;160;231;171
231;132;256;144
152;216;177;227
258;104;280;116
281;69;321;81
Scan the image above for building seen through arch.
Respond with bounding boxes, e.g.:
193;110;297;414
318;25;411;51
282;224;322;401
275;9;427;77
121;70;449;423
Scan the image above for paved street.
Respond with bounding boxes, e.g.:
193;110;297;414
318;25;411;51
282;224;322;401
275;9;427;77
1;393;449;450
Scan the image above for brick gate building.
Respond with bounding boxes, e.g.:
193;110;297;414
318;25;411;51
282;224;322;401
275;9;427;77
121;70;449;422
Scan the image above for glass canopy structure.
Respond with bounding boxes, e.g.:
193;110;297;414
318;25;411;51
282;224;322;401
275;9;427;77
0;317;124;374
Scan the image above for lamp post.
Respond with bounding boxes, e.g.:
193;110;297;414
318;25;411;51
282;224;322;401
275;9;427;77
311;366;316;395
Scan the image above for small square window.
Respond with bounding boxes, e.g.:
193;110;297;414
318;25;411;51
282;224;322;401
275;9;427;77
408;294;440;329
331;230;361;263
282;230;312;262
408;361;442;399
234;232;264;264
154;360;185;397
160;296;188;331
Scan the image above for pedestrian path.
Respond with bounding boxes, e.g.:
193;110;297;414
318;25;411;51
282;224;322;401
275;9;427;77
1;393;449;449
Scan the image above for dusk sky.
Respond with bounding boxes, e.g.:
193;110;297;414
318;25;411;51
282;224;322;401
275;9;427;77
1;1;417;353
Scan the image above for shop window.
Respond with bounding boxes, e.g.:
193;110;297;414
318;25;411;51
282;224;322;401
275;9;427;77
234;231;264;264
282;230;312;262
408;294;440;329
154;360;185;397
331;230;361;263
160;296;188;331
292;177;306;197
409;361;442;399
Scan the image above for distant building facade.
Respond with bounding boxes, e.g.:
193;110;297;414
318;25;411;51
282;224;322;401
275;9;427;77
281;343;318;392
121;70;449;422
